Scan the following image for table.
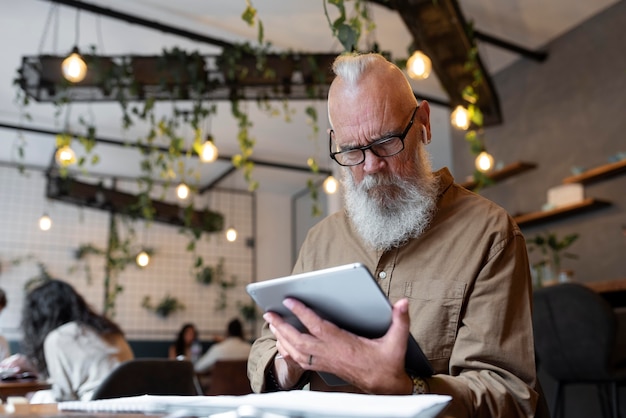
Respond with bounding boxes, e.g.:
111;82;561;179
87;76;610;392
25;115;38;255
0;403;162;417
584;277;626;308
0;379;52;403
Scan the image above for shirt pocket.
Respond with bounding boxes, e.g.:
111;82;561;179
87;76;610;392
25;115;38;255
390;280;465;364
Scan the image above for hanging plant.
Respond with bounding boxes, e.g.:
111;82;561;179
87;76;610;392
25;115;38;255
238;299;259;322
195;257;225;285
323;0;375;52
142;294;186;318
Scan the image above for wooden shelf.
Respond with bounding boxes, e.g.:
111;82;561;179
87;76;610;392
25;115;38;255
562;159;626;185
514;198;611;228
460;161;537;190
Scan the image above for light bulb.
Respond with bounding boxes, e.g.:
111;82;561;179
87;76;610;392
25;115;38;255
475;151;495;173
61;47;87;83
39;214;52;231
406;50;432;80
176;183;190;200
136;251;150;267
55;145;76;166
323;176;338;194
199;136;218;163
451;105;470;130
225;226;237;242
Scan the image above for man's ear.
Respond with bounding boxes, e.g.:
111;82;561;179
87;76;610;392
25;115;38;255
422;126;430;145
417;100;431;144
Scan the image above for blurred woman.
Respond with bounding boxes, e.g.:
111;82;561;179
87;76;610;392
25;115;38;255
21;279;134;402
168;323;201;362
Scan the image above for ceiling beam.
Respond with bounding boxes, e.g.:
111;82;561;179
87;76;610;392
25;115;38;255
0;121;332;179
375;0;502;126
42;0;234;48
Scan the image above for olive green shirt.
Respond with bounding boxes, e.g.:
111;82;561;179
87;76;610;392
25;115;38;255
248;168;538;418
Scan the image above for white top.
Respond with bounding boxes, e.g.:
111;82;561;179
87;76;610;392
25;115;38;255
43;321;134;401
194;337;251;372
0;334;10;361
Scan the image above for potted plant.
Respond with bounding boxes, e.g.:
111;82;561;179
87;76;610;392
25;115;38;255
527;231;579;287
142;294;185;318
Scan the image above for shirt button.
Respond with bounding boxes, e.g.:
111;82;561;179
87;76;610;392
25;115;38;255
378;271;387;280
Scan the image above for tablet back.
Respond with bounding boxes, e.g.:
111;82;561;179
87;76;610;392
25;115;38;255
246;263;433;385
247;263;392;338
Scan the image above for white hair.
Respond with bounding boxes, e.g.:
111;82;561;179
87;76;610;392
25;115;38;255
331;53;388;85
342;149;438;251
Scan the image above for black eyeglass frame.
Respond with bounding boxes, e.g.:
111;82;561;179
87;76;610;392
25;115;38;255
329;106;419;167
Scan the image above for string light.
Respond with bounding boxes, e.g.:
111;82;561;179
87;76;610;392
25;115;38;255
323;176;338;194
475;151;495;173
406;50;432;80
225;226;237;242
451;105;470;130
55;145;76;166
199;135;218;163
38;213;52;231
136;250;150;267
62;10;87;83
176;183;190;200
62;47;87;83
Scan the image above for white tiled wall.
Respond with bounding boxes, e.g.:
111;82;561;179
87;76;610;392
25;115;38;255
0;166;255;342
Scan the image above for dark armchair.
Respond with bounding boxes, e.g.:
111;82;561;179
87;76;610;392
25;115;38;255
91;358;202;400
533;282;626;418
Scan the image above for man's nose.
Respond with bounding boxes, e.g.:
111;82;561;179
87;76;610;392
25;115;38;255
362;149;386;173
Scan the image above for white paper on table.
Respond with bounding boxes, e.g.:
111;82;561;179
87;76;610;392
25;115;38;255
58;391;452;418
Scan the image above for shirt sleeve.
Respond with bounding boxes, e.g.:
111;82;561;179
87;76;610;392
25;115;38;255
195;346;219;372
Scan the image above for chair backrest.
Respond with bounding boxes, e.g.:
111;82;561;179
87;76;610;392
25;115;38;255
202;359;252;396
532;283;617;382
91;358;200;400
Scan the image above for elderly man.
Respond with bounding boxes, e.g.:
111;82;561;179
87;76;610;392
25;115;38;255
248;53;539;417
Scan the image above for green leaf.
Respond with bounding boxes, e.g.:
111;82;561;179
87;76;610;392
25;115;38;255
241;2;257;26
337;24;358;52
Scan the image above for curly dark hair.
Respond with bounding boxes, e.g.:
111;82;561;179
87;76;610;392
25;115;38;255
20;279;123;376
173;323;198;358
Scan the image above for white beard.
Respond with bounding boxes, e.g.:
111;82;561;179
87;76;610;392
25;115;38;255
342;156;438;251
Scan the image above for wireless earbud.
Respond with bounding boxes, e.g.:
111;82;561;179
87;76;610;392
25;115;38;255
422;126;431;145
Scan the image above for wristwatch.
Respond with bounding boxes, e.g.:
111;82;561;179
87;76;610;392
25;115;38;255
409;374;428;395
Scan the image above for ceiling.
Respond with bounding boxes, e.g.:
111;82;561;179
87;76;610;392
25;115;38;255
0;0;619;196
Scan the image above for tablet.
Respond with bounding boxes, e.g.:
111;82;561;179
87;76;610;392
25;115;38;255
246;262;433;386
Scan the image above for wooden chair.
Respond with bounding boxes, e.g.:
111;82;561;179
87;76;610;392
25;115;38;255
91;358;202;400
198;359;252;396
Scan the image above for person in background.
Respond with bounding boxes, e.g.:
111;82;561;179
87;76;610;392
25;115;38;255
21;279;134;402
0;288;10;361
169;323;201;363
247;53;539;417
195;318;251;373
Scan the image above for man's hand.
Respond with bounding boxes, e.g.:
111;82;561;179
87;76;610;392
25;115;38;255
264;297;414;394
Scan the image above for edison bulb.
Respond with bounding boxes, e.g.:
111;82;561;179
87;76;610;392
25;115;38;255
136;251;150;267
406;51;432;80
451;105;470;130
39;214;52;231
200;138;218;163
323;176;338;194
475;151;495;173
55;145;76;167
62;49;87;83
225;227;237;242
176;183;190;200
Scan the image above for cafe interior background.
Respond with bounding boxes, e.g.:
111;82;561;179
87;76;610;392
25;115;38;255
0;0;624;414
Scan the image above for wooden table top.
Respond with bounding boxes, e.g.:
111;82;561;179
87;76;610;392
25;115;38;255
0;379;52;401
0;403;163;417
583;277;626;294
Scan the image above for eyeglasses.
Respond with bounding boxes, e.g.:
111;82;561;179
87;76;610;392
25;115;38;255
329;106;419;167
